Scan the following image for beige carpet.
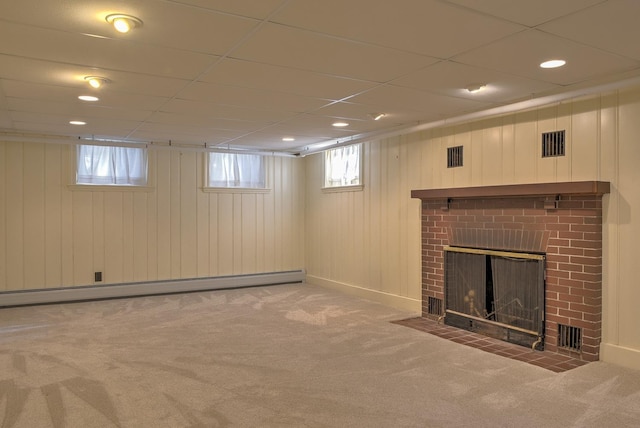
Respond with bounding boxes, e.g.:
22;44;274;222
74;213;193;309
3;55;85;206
1;283;639;427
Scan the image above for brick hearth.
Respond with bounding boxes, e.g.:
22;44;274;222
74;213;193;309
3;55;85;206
411;182;610;361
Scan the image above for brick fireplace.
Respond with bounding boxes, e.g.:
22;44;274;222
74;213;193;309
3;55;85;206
411;181;610;361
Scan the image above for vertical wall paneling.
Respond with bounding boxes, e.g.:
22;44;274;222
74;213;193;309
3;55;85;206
256;191;265;273
615;88;640;350
556;102;572;182
481;118;503;185
571;98;600;181
180;151;197;278
537;104;558;180
60;148;74;287
501;116;516;182
92;192;105;283
122;192;134;282
147;157;158;282
208;193;218;276
156;150;171;280
242;193;257;273
0;143;6;290
104;192;123;284
6;143;24;290
133;192;148;282
600;92;619;346
72;190;93;286
513;110;538;183
217;193;233;275
196;154;210;278
170;152;182;278
22;143;45;289
232;193;243;274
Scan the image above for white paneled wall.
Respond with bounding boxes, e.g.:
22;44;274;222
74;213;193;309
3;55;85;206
0;144;305;290
305;85;640;369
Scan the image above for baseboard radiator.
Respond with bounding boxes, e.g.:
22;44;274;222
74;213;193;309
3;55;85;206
0;270;306;308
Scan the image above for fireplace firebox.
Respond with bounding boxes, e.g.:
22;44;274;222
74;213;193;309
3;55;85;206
444;246;545;349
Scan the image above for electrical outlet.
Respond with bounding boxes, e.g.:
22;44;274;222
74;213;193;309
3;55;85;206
94;271;103;282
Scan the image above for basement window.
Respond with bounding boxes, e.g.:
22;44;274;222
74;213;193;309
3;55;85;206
76;144;148;186
206;152;267;190
323;143;362;191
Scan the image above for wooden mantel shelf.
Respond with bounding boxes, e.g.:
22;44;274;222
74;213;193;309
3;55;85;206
411;181;610;200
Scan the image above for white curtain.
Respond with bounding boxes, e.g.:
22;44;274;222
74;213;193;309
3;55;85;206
325;144;360;187
208;152;265;188
76;145;148;185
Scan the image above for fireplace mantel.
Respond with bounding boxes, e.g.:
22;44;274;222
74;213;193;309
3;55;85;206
411;181;610;200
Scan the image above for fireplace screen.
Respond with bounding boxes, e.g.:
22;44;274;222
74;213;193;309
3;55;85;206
444;246;545;348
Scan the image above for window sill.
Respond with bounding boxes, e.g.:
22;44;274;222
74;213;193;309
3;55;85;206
202;187;271;194
67;184;155;192
321;184;364;193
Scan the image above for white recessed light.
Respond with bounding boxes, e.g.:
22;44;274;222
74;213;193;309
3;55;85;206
78;95;99;102
282;137;295;142
332;121;349;127
106;14;143;33
540;59;566;69
84;76;109;89
70;120;86;125
465;83;486;94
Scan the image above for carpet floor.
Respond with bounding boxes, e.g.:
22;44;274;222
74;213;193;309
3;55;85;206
1;282;639;427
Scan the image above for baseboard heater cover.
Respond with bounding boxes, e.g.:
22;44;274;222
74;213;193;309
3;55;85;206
0;270;306;308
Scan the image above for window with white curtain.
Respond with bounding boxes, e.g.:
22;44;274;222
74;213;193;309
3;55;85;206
76;144;148;186
324;143;361;188
207;152;266;188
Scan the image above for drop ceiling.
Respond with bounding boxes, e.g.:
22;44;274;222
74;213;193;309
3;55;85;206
1;0;639;154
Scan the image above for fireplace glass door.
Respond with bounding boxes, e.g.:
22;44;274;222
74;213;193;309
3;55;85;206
444;246;545;349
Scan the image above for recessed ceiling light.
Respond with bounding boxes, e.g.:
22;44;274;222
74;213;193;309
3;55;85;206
78;95;99;102
70;120;86;125
106;14;143;33
465;83;486;94
332;121;349;127
84;76;109;89
282;137;295;142
540;59;566;69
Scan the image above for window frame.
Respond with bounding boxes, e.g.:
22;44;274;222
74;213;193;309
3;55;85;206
203;151;271;194
322;143;364;192
68;143;154;192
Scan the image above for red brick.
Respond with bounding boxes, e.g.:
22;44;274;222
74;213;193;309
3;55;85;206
571;272;601;282
558;231;585;240
571;224;600;233
558;308;583;319
558;293;584;303
558;263;583;272
570;256;601;266
547;223;571;231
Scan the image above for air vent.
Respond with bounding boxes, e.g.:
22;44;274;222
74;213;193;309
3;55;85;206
447;146;463;168
558;324;581;351
427;296;443;316
542;130;565;157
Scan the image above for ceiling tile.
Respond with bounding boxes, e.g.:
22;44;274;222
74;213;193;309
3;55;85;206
168;0;286;20
0;21;216;79
350;85;493;119
0;0;260;56
160;99;292;122
446;0;605;27
539;0;640;61
0;55;191;97
453;29;640;85
177;81;331;112
390;61;560;103
272;0;524;58
231;23;438;82
199;58;378;100
145;111;270;132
